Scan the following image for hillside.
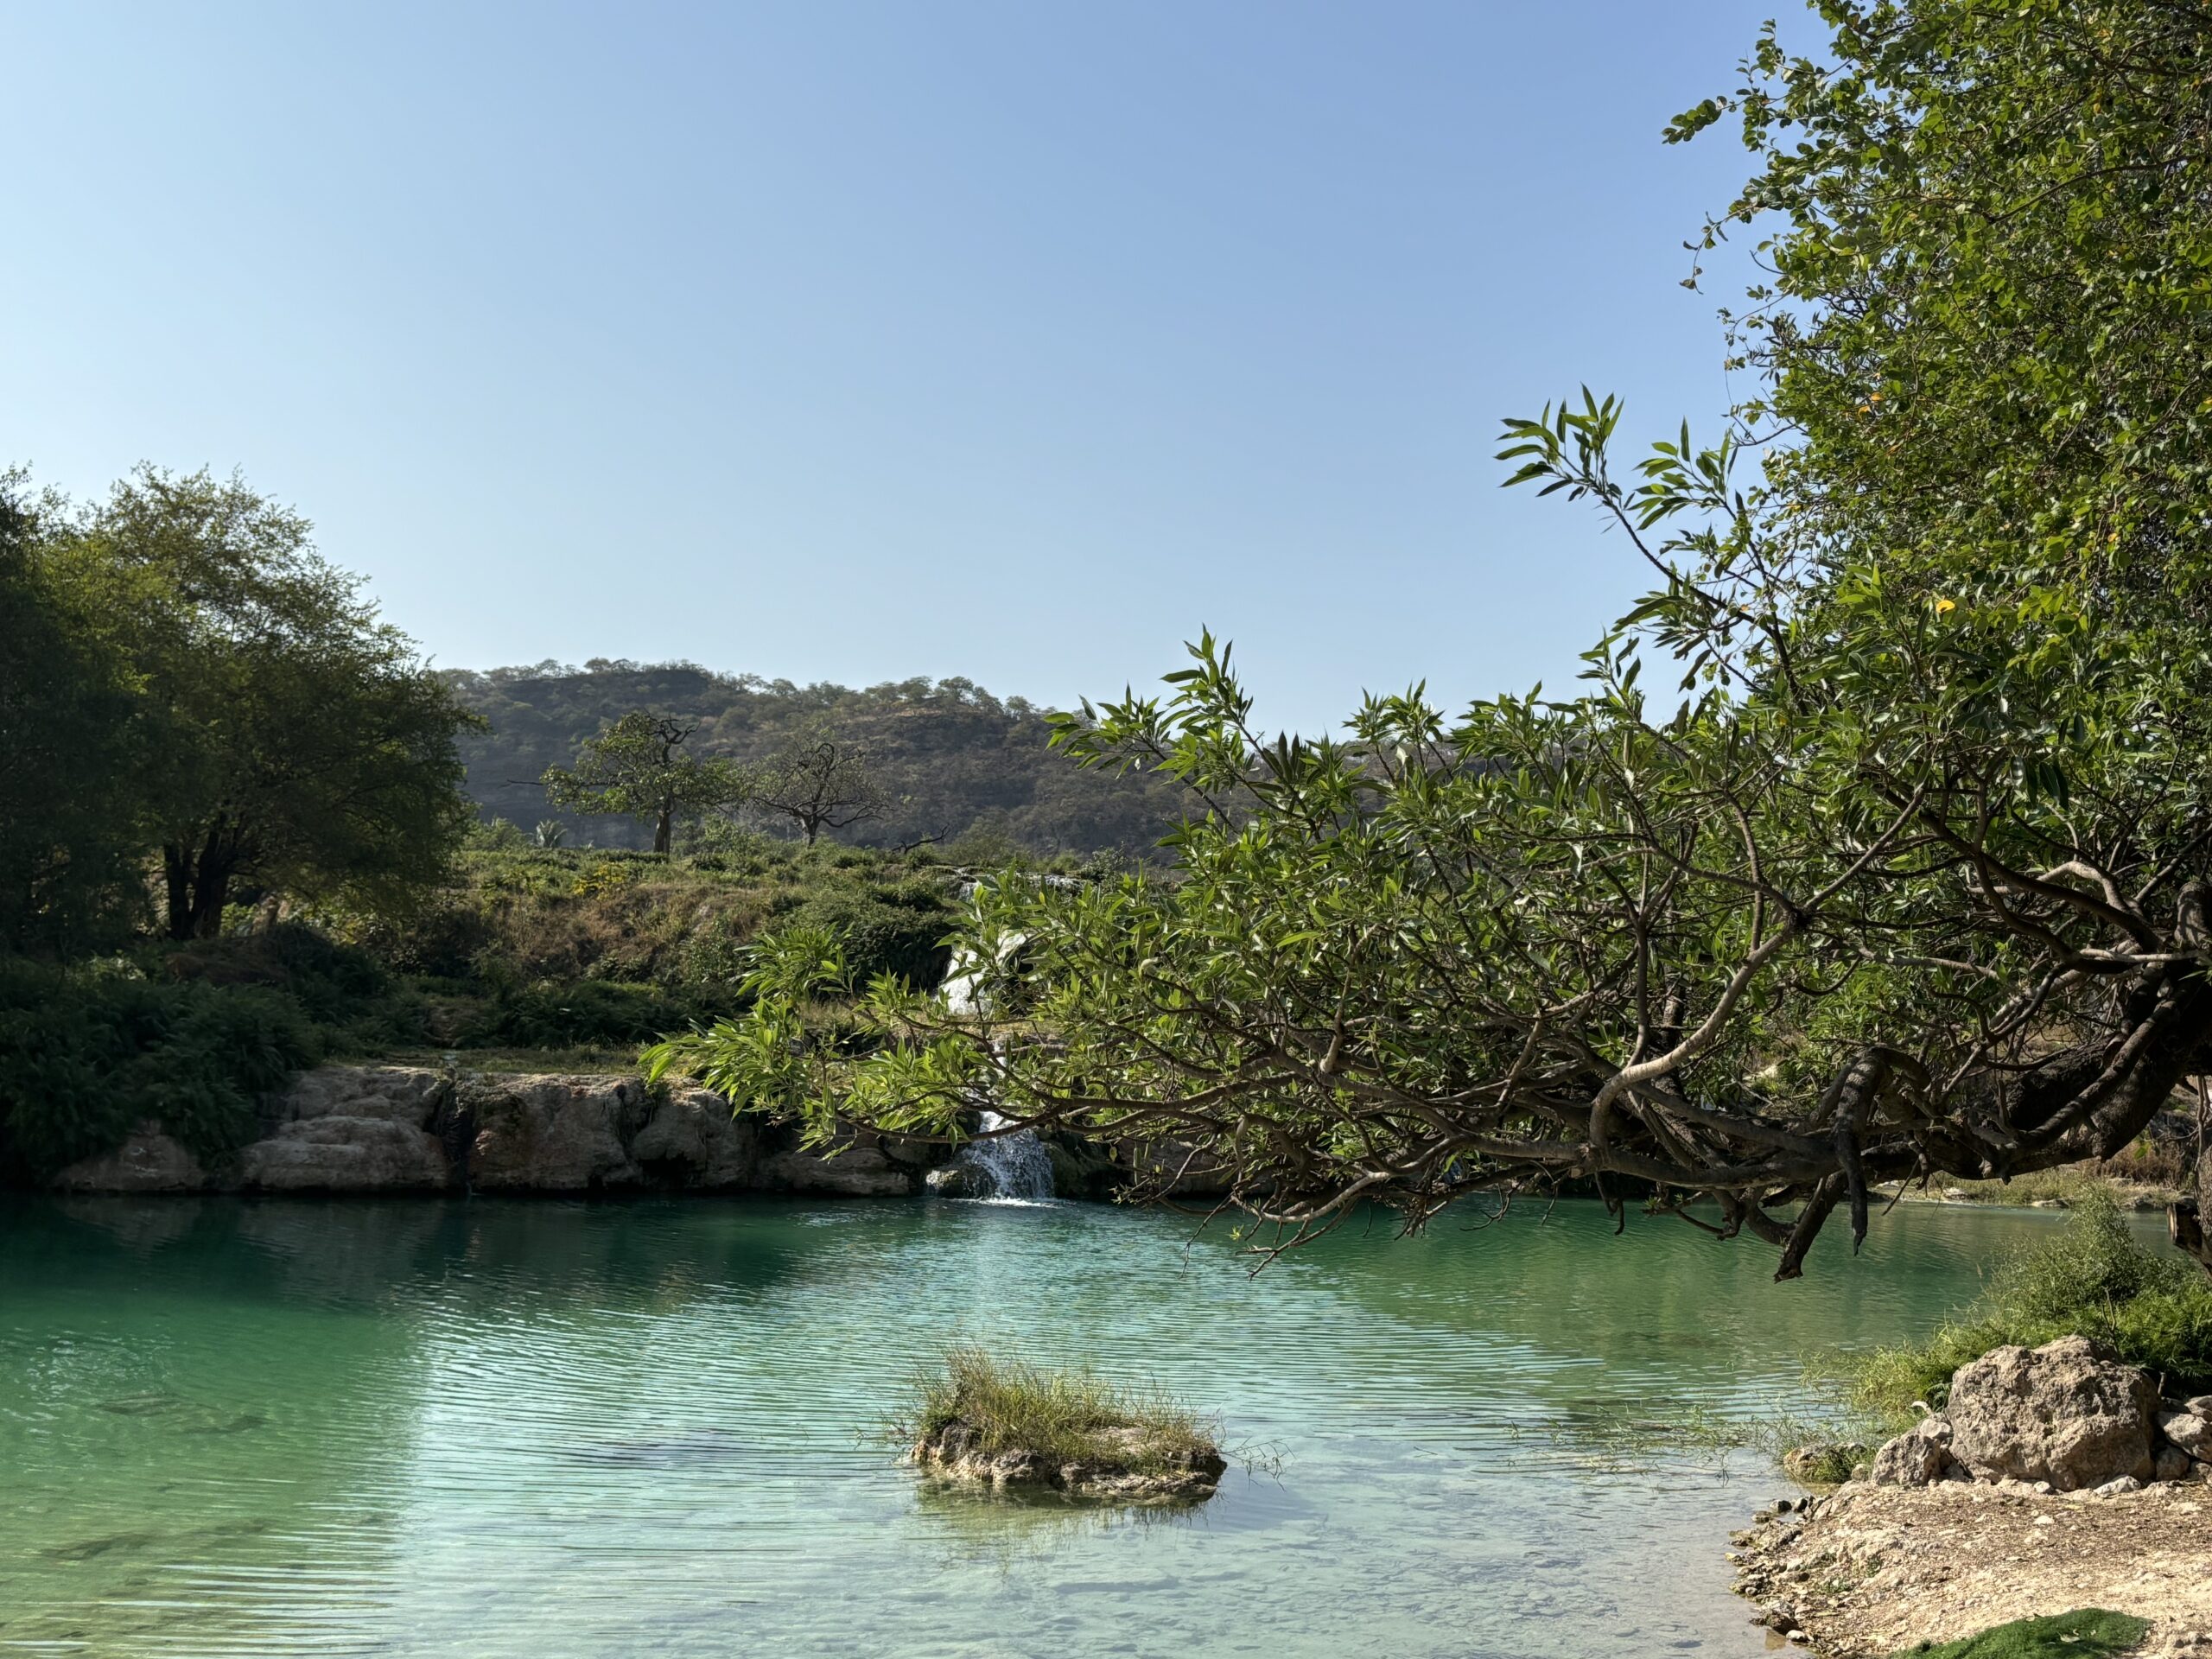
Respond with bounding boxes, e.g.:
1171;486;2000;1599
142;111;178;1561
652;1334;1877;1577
443;659;1193;856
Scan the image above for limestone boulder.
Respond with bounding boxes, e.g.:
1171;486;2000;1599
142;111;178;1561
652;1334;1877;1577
1867;1417;1958;1487
469;1075;646;1192
239;1116;451;1192
269;1065;448;1129
628;1088;759;1190
2159;1408;2210;1462
1945;1336;2159;1490
758;1137;918;1198
51;1122;207;1193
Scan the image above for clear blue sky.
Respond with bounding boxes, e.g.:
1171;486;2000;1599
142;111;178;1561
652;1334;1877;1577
3;1;1795;736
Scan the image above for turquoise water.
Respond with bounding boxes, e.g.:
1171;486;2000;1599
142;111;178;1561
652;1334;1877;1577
0;1195;2096;1657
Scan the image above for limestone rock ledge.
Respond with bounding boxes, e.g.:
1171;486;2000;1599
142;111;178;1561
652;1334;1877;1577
50;1064;952;1198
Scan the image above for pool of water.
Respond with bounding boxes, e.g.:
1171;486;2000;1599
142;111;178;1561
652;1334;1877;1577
0;1194;2109;1657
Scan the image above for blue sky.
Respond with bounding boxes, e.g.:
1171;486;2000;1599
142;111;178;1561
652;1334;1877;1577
3;1;1795;735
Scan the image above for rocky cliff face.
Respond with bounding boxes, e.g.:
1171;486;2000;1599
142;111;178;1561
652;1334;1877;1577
50;1065;955;1198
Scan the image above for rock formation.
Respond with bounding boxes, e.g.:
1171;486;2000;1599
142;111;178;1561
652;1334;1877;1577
912;1418;1228;1503
48;1064;957;1198
1863;1337;2209;1493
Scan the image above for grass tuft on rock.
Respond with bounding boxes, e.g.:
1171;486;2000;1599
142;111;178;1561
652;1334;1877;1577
1842;1194;2212;1421
897;1344;1219;1478
1896;1608;2149;1658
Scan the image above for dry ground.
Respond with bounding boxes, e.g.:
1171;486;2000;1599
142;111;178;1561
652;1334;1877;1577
1732;1478;2212;1656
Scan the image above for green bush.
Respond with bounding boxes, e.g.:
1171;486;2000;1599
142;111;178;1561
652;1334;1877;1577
471;977;707;1049
782;889;951;989
0;958;322;1179
1846;1196;2212;1419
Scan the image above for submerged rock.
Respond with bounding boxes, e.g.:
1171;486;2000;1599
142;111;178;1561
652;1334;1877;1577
913;1417;1227;1503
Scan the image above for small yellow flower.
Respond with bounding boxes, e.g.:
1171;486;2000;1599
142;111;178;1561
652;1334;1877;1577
1935;597;1956;615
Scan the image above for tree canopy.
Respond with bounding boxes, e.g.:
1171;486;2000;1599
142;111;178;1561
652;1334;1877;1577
1;467;476;946
647;0;2212;1276
543;712;747;855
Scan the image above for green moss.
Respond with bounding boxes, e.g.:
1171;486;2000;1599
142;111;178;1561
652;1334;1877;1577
1897;1608;2149;1657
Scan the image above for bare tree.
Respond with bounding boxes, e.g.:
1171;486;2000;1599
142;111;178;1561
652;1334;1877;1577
752;724;888;845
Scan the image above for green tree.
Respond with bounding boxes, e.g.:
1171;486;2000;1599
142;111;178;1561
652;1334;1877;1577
751;722;889;845
0;471;147;950
543;712;747;855
74;467;477;940
649;1;2212;1277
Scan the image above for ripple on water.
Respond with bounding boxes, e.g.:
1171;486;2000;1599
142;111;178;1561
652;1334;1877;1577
0;1194;2119;1658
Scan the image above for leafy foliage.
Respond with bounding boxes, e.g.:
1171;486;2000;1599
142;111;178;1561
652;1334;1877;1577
542;712;747;855
0;472;146;951
642;1;2212;1276
0;957;323;1179
9;467;478;943
1897;1609;2149;1659
1844;1197;2212;1418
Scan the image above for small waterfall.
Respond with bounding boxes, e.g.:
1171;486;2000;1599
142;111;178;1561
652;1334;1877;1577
950;1109;1056;1203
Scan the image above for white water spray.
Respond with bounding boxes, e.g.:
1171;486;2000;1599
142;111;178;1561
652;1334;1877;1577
938;921;1057;1202
950;1110;1056;1204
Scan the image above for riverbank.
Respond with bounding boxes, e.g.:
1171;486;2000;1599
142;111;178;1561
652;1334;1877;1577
1882;1170;2185;1212
48;1064;950;1198
40;1062;1163;1201
1732;1480;2212;1656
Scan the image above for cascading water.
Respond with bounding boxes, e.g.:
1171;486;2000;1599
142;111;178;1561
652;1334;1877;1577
949;1110;1056;1203
938;912;1057;1202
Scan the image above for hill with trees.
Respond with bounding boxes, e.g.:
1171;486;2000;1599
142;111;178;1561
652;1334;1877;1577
442;660;1193;857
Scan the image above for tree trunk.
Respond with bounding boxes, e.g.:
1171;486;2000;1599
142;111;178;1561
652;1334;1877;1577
653;804;673;855
165;818;238;940
163;844;194;941
2175;1079;2212;1280
189;862;231;938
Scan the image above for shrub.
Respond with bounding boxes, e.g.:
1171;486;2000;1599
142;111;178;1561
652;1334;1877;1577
782;889;951;989
0;958;321;1179
1844;1195;2212;1420
893;1345;1219;1478
471;977;704;1049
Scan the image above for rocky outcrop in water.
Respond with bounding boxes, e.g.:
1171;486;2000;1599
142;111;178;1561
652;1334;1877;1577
913;1419;1227;1503
48;1065;956;1198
